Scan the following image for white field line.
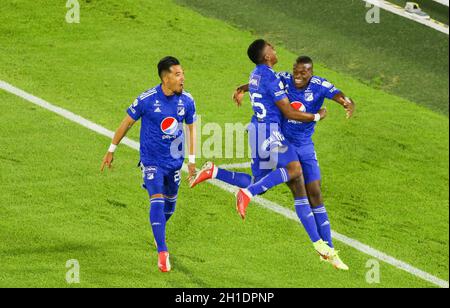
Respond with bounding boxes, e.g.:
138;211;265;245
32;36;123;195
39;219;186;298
219;162;252;170
1;80;448;288
433;0;449;7
363;0;449;35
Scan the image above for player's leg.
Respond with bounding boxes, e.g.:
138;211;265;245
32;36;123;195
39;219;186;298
163;170;182;223
236;143;302;219
302;152;349;270
300;151;333;248
190;161;253;189
286;171;332;260
142;165;171;272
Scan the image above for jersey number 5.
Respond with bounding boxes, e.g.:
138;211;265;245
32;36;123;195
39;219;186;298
250;93;266;120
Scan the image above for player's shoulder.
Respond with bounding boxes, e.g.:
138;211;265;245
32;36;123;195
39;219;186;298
276;71;292;80
310;76;334;89
260;66;280;85
181;90;195;103
137;86;159;102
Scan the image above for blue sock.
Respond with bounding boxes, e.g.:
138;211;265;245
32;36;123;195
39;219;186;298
247;168;290;196
164;196;177;222
295;197;321;243
312;204;333;248
216;168;253;188
150;198;167;252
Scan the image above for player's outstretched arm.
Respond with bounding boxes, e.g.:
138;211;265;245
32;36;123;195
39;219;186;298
100;115;136;171
276;98;327;122
232;83;249;107
332;92;355;119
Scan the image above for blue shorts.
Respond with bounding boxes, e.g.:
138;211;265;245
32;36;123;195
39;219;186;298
140;164;181;197
292;144;321;184
247;123;299;182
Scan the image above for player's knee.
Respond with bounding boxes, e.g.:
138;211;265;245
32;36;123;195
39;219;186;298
286;162;302;180
308;190;323;207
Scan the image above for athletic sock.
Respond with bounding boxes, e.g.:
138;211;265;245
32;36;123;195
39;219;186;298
150;198;167;252
247;168;290;196
312;204;334;248
164;196;177;222
215;168;253;188
295;197;321;243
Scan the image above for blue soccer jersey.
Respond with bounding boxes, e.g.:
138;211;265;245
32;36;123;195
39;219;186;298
278;73;341;146
249;64;288;125
127;84;197;170
247;65;298;179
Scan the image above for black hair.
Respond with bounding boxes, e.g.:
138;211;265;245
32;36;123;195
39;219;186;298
296;56;313;66
247;39;267;65
158;56;180;79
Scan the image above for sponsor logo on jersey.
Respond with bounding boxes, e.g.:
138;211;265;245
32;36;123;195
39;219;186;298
161;117;179;135
290;101;306;112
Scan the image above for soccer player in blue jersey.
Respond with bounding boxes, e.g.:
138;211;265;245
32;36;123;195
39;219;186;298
232;56;354;270
191;40;334;260
100;56;197;273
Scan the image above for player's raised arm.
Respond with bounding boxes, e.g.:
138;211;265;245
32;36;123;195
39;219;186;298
332;92;355;119
100;115;136;171
276;97;327;122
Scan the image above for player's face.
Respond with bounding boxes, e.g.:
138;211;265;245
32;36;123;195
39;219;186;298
165;65;185;95
293;63;313;89
263;44;278;66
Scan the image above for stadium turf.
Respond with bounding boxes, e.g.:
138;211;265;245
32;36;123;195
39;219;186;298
0;0;448;287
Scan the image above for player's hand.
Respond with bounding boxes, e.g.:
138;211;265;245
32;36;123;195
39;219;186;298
232;88;245;107
100;152;114;171
318;107;327;121
344;98;355;119
187;163;196;184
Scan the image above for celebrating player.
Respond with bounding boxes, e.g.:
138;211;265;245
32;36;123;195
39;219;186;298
232;55;354;270
101;56;197;273
191;40;334;260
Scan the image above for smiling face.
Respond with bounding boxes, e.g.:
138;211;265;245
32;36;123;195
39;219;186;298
162;65;185;95
293;62;313;89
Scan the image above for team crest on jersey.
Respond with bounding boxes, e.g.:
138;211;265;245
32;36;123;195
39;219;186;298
161;117;179;135
249;74;261;90
177;106;185;116
291;101;306;112
305;92;314;102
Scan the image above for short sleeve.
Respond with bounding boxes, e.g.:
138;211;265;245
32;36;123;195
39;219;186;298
267;73;288;103
184;99;197;125
127;97;144;121
321;80;341;99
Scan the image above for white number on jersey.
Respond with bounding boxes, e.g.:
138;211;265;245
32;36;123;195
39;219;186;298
250;93;266;120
